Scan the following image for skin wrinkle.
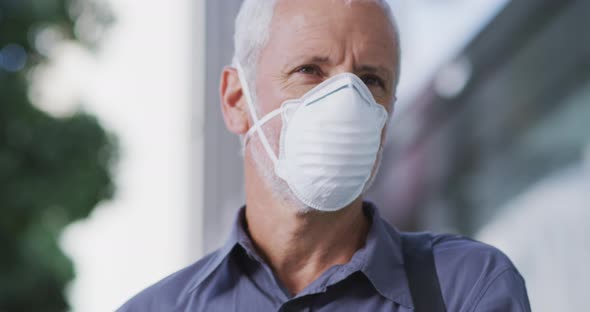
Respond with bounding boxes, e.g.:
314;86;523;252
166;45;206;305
221;0;401;296
234;0;400;112
236;1;399;204
247;1;396;210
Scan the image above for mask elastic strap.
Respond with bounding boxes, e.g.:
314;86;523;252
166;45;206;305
243;107;283;144
234;61;279;165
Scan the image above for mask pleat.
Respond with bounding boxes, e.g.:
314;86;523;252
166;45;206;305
275;73;388;211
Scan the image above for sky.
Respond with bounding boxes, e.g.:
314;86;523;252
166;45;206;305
31;0;509;310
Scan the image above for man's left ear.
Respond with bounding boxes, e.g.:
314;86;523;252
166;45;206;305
219;66;250;135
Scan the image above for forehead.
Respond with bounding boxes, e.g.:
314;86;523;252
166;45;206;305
268;0;398;66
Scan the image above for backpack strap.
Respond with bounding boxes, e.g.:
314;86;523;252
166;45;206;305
400;232;446;312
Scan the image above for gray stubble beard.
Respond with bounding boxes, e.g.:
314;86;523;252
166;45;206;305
246;125;384;215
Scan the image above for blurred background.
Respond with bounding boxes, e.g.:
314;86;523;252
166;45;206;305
0;0;588;311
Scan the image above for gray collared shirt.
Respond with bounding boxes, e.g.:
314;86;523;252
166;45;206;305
118;202;530;311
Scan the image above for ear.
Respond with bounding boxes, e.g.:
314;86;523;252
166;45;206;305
220;66;251;135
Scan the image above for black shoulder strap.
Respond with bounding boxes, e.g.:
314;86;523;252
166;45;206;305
400;232;446;312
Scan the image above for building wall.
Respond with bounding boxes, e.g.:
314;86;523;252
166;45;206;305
370;0;590;234
202;0;245;254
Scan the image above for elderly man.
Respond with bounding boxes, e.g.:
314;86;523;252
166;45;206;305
119;0;530;311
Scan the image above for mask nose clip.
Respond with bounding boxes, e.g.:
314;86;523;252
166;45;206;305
234;60;388;212
334;73;375;107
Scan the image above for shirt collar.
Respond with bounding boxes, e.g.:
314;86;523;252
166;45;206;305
358;202;413;308
188;208;245;292
190;202;413;309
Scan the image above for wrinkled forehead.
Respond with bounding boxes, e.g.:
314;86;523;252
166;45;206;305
271;0;397;38
267;0;399;74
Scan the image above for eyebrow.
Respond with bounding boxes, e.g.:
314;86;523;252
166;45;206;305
287;55;394;81
355;64;393;82
291;55;331;66
309;56;331;63
282;55;329;74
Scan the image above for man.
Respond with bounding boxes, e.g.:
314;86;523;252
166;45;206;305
119;0;531;311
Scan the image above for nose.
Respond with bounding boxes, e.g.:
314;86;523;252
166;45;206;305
331;63;357;78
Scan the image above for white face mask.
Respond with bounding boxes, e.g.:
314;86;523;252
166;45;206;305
236;62;388;212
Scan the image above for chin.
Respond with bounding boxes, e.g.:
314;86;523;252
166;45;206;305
272;187;314;215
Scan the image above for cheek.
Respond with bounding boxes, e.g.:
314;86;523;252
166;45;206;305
283;75;323;97
378;98;395;115
261;116;284;155
252;83;286;155
255;73;288;114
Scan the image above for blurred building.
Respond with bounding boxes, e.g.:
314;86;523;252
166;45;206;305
368;0;590;234
367;0;590;310
201;0;245;254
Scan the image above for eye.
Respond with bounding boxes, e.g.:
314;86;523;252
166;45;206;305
361;74;385;89
294;64;323;76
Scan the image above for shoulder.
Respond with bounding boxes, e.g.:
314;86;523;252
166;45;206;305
431;233;514;270
430;234;530;311
116;249;222;312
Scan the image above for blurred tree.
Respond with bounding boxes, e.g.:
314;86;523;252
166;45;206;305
0;0;116;311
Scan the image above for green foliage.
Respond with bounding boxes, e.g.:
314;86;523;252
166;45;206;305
0;0;116;311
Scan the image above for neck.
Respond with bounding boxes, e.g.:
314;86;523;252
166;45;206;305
244;156;370;296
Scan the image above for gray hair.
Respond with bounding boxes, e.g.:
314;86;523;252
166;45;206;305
232;0;401;110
